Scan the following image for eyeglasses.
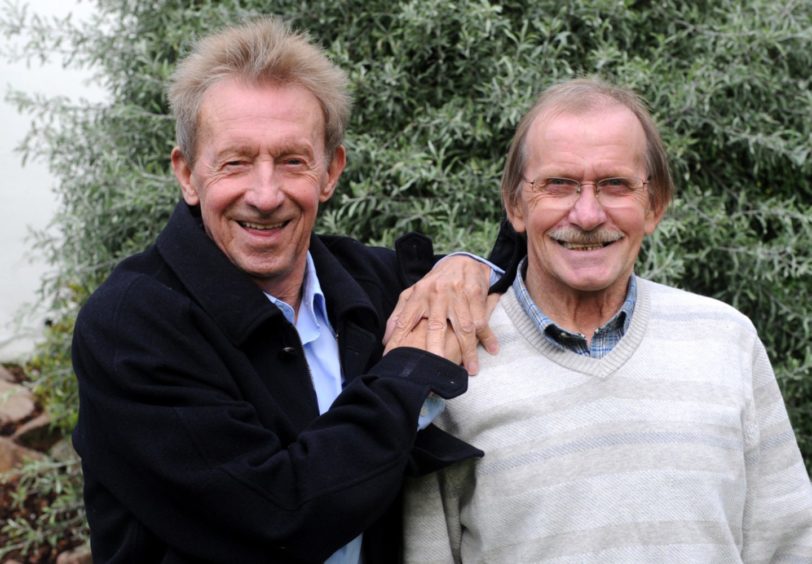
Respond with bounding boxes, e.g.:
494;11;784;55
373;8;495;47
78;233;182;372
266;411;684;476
522;176;649;208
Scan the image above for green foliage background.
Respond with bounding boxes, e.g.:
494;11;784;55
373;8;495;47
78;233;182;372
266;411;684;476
2;0;810;552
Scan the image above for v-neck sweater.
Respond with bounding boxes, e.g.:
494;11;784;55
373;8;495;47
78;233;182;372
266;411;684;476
403;278;812;563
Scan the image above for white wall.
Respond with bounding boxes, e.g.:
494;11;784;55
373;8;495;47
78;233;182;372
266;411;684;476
0;0;106;361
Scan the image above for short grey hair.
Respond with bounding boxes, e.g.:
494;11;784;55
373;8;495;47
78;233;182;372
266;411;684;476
501;77;673;216
168;17;351;164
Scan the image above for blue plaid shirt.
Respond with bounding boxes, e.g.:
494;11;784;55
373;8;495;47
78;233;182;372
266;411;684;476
512;259;637;358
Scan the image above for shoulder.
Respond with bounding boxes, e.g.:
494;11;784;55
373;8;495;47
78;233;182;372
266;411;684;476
76;247;192;339
317;235;397;273
637;277;758;337
315;232;436;296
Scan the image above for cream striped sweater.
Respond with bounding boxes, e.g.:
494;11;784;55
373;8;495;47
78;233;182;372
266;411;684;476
403;278;812;563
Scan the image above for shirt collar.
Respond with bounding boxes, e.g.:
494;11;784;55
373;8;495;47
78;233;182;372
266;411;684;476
263;253;332;344
511;257;637;350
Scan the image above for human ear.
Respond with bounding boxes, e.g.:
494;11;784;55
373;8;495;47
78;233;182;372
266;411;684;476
171;147;199;206
319;145;347;203
644;199;666;235
505;191;527;234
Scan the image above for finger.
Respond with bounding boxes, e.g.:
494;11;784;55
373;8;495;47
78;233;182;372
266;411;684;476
451;267;492;373
425;289;451;358
486;292;501;315
476;293;502;355
384;287;411;344
385;318;430;355
383;328;400;355
460;345;479;376
442;321;462;367
447;291;480;376
384;287;421;345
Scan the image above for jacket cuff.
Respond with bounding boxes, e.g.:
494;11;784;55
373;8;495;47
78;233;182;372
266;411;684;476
374;347;468;399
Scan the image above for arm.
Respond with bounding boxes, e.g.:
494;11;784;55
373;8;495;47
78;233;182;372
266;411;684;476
403;472;458;564
741;339;812;562
72;275;469;563
403;458;473;564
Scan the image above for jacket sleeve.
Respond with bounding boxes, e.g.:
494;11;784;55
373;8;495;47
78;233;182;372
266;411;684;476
72;274;468;563
486;217;525;294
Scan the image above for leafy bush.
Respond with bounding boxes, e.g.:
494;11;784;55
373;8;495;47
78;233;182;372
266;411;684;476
0;456;86;560
2;0;810;554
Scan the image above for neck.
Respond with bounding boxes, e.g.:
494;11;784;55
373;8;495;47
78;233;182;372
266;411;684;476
255;269;306;319
525;273;631;340
276;288;303;319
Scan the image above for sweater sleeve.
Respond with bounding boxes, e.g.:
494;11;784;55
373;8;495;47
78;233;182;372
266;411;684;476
403;460;472;564
741;337;812;562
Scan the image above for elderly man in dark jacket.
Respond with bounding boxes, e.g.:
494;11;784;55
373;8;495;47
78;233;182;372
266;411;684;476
71;16;510;564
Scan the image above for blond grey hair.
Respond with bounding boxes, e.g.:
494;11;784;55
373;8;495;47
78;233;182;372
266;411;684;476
168;17;350;164
501;77;673;215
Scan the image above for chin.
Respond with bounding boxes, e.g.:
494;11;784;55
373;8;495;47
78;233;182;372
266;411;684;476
560;273;619;293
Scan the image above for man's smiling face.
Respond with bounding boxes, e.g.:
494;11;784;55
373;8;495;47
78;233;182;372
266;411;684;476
508;103;662;302
171;78;345;302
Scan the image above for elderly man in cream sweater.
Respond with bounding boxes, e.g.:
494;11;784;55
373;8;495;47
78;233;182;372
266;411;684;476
403;78;812;563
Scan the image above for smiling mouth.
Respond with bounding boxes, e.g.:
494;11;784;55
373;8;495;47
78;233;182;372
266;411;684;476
558;241;614;251
548;228;623;251
553;232;624;251
239;220;288;231
557;241;613;251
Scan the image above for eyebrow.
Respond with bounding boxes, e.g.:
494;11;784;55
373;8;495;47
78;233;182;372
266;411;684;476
213;140;316;162
208;142;255;160
539;166;640;179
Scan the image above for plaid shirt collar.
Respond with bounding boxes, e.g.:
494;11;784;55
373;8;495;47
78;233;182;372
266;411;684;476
512;258;637;358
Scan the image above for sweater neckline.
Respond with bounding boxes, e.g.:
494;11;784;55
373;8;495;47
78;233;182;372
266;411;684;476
501;277;651;379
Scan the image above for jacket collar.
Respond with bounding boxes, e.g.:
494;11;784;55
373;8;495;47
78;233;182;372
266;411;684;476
156;202;380;346
308;235;382;337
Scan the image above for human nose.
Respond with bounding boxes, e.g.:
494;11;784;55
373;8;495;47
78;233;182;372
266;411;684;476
568;183;607;229
244;161;284;211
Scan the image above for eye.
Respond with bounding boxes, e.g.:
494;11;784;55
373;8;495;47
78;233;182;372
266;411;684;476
541;177;579;196
281;156;309;168
598;177;635;194
546;177;576;186
223;159;249;170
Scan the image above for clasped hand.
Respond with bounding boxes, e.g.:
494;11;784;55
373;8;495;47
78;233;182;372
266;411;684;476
383;255;500;374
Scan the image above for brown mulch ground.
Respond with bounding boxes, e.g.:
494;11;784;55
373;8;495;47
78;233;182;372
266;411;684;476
0;476;78;562
0;363;85;563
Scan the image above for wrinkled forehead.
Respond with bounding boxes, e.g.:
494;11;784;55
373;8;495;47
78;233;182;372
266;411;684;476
194;77;328;150
524;104;648;172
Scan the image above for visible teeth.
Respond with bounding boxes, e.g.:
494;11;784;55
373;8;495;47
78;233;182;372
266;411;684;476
558;240;615;251
241;221;284;230
561;243;604;251
550;230;622;250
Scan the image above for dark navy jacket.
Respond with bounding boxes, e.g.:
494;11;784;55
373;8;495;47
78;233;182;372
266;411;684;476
72;202;484;563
